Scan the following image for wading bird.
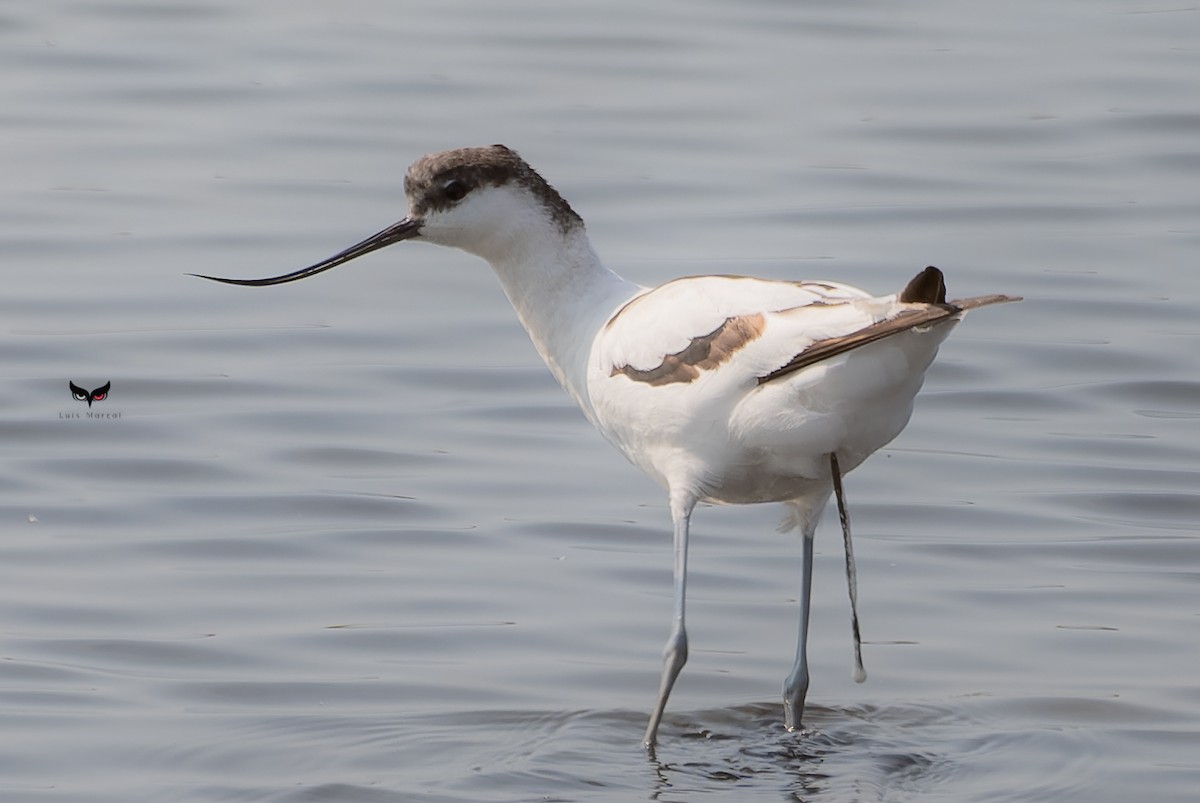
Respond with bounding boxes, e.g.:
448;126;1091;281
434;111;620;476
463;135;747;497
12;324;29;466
195;145;1018;747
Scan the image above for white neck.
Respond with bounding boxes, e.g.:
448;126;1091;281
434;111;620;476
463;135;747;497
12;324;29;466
445;209;639;419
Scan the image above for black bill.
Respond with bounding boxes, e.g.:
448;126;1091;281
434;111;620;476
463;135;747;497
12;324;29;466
191;217;423;286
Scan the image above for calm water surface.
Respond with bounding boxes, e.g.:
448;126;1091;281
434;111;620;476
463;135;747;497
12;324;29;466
3;1;1199;801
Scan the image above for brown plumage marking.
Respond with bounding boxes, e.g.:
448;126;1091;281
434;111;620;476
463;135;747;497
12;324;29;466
611;265;1021;389
613;313;766;386
757;267;1021;386
756;306;960;385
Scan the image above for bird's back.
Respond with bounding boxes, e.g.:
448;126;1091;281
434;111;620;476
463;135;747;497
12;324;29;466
586;272;964;505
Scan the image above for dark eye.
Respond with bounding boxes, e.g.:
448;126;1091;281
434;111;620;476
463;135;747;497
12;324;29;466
443;179;469;202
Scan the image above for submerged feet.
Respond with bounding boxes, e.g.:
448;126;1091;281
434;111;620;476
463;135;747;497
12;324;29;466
644;626;689;746
783;663;811;732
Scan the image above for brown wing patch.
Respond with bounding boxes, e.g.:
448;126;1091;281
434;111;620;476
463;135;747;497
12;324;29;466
757;307;957;386
757;292;1020;386
612;313;766;386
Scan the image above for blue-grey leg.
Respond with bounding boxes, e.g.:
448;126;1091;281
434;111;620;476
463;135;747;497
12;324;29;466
643;493;696;747
831;453;867;684
783;522;815;731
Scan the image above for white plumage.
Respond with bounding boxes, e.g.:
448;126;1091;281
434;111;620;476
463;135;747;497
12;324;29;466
590;275;939;505
196;144;1019;748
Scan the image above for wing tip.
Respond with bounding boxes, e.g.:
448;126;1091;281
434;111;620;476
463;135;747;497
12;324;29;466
949;293;1023;311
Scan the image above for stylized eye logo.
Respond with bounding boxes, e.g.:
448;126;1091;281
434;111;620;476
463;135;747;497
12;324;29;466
69;381;111;407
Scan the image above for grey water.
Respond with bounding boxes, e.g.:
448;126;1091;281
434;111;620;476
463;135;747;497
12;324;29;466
3;1;1199;800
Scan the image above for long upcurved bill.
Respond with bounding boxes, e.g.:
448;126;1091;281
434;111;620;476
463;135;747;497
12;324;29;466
191;217;423;286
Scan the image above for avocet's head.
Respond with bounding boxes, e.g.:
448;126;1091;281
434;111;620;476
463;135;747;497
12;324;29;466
193;144;582;287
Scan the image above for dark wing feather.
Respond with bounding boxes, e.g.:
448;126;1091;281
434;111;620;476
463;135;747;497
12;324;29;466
757;294;1020;386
